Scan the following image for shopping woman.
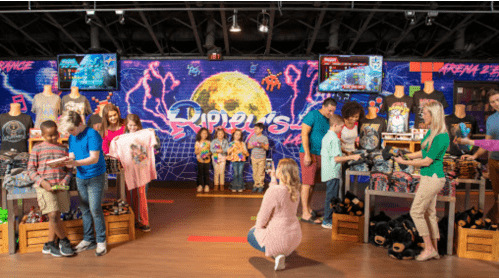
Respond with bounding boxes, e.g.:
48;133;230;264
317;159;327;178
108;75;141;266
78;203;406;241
394;100;449;261
59;111;108;256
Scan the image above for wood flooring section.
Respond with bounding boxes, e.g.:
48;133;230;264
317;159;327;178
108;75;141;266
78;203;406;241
0;186;498;278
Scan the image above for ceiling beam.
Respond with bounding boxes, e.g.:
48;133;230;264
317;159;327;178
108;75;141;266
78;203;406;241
220;2;230;55
387;20;425;55
0;42;18;56
347;11;376;53
41;12;86;52
306;8;327;55
422;14;475;58
0;14;52;56
186;3;204;55
82;2;123;54
136;3;165;55
461;30;499;58
264;7;275;55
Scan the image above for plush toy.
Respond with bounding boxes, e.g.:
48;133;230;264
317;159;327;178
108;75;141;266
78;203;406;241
387;227;420;260
368;211;392;248
455;207;477;228
344;191;364;216
388;213;412;230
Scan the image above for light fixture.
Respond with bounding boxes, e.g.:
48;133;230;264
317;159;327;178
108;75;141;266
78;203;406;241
425;11;438;26
116;10;125;25
404;11;416;25
85;10;95;25
257;10;270;33
229;10;241;32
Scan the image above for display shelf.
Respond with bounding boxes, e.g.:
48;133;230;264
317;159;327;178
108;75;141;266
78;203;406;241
384;140;421;153
28;137;69;153
331;213;364;243
454;225;499;261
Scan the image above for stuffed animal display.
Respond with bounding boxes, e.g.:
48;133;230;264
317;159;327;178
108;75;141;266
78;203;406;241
331;191;364;216
455;206;498;230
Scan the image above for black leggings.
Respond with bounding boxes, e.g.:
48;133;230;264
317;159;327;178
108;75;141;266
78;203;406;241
197;162;211;186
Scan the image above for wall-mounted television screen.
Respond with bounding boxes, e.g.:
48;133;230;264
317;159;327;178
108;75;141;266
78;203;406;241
58;53;118;90
318;55;383;93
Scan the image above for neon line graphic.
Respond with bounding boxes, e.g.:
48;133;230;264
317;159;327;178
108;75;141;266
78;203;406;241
0;72;34;102
284;65;301;124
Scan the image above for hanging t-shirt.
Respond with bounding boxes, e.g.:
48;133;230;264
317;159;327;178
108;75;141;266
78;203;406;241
445;114;479;156
340;122;358;153
0;113;33;153
31;93;61;128
412;90;449;129
381;94;413;133
358;117;387;151
60;95;92;124
108;129;157;190
87;114;102;131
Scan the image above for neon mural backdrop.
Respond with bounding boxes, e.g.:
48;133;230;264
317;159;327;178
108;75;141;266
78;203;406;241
1;59;499;181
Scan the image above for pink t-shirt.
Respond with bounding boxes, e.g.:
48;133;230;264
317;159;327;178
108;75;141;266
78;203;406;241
108;129;157;190
102;125;125;154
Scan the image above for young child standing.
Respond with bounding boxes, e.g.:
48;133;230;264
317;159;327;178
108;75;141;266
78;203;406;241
195;128;211;193
210;127;229;191
248;123;269;193
321;115;362;229
27;120;74;257
123;114;152;232
228;129;249;192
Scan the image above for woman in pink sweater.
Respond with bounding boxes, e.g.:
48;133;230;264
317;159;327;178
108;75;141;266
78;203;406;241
247;158;302;271
99;104;126;154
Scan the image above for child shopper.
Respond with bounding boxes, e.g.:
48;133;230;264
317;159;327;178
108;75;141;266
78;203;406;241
27;120;74;257
210;127;229;191
321;115;362;229
248;123;269;193
195;128;211;193
228;129;249;192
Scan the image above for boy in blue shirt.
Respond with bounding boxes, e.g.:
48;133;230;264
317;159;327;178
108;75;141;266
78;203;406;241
321;115;361;229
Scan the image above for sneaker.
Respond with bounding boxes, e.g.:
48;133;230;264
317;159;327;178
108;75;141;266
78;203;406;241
59;239;75;256
96;241;107;256
196;185;203;193
257;188;264;193
75;240;97;253
322;223;333;229
274;254;286;271
252;187;258;193
204;185;210;193
42;243;62;257
238;189;243;192
139;225;151;232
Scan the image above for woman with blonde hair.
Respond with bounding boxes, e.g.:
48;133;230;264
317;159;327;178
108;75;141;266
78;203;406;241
247;158;302;271
394;100;449;261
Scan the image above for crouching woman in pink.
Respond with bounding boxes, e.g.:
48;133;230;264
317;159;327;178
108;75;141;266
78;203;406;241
247;158;302;271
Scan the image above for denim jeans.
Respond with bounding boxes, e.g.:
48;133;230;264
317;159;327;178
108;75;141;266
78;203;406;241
323;178;340;225
77;172;107;243
231;162;245;190
247;227;265;253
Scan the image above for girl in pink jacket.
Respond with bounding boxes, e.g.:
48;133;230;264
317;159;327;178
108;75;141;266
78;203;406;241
247;158;302;271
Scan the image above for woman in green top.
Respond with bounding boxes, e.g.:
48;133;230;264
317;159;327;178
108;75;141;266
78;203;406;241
394;101;449;261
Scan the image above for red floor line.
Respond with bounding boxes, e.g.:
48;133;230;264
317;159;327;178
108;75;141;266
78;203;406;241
148;199;174;203
187;236;247;243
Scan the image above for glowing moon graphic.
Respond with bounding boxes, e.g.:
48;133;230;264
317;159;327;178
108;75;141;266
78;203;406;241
190;71;272;121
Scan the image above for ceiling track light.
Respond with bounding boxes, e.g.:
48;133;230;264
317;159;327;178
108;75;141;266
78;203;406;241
229;9;241;32
85;10;95;25
404;10;416;25
425;11;438;26
116;10;125;25
257;9;270;33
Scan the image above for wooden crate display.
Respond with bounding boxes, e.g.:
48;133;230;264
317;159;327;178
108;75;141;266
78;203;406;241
331;213;364;243
0;223;8;254
105;211;135;244
19;217;83;254
454;225;499;261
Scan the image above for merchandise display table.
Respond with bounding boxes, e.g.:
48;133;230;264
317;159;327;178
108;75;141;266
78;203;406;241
28;137;68;153
364;188;456;255
384;140;421;153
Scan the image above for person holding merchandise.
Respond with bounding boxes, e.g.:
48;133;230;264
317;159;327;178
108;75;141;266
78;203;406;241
0;103;33;153
393;100;449;261
247;158;302;271
228;129;249;192
358;106;387;151
299;98;336;224
340;101;364;155
210;127;229;191
381;85;413;133
32;84;61;128
412;80;449;129
100;103;126;154
462;89;499;223
60;86;92;124
321;115;362;229
109;115;158;233
195;128;211;193
445;104;479;157
248;123;269;193
27;120;74;257
58;111;108;256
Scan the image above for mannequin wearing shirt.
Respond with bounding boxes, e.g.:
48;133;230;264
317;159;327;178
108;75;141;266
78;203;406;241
445;104;478;157
0;103;33;153
10;103;21;116
412;80;449;129
61;86;92;124
32;85;61;128
382;85;412;133
358;106;387;151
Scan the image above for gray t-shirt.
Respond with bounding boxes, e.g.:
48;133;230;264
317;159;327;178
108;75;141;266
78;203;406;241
60;94;92;123
31;93;61;128
248;134;269;159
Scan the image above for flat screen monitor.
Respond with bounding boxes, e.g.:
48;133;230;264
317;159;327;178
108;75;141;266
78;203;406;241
318;55;383;93
57;53;118;90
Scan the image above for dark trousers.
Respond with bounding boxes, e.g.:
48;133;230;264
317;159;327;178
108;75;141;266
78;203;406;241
197;162;211;186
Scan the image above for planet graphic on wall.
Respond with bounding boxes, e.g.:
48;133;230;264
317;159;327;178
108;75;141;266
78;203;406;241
190;71;272;121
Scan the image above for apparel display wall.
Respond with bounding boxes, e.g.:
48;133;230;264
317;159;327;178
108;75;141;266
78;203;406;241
0;59;499;181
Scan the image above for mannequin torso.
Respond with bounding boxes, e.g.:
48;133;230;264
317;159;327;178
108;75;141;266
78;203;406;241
423;81;435;94
9;103;21;116
455;104;466;119
69;86;81;99
365;106;378;120
394;85;405;98
42;85;53;96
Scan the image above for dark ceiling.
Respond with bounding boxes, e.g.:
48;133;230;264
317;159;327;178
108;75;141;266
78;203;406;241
1;1;499;60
